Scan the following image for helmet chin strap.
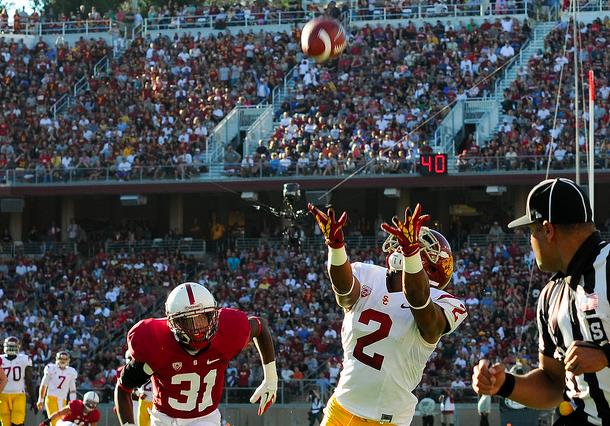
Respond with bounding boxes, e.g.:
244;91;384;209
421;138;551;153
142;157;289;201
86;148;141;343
178;337;211;355
387;251;404;273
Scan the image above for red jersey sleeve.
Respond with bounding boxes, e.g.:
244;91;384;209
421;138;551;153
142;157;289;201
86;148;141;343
215;308;251;353
127;318;171;371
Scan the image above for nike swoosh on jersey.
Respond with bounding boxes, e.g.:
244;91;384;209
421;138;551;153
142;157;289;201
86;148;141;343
400;303;411;309
207;358;221;365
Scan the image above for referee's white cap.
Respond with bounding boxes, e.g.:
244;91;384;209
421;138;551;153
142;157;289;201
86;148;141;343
508;178;593;228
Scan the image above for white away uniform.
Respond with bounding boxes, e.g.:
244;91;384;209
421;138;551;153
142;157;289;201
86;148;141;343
1;354;32;394
332;262;467;425
41;363;78;402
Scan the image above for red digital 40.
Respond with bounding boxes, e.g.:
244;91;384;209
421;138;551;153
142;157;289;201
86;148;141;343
419;154;447;175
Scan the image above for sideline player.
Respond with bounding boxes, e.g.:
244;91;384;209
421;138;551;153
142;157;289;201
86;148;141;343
37;352;78;426
123;352;152;426
0;336;37;426
309;203;467;426
115;282;278;426
41;391;100;426
134;382;152;426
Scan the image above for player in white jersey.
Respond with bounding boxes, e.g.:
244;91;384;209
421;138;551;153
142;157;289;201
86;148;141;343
0;336;37;426
309;203;467;426
37;352;77;426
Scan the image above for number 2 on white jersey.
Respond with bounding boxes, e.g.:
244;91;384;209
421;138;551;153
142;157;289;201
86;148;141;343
353;309;392;371
168;370;217;412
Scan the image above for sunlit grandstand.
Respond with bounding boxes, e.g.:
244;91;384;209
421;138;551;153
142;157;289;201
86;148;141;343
1;0;610;424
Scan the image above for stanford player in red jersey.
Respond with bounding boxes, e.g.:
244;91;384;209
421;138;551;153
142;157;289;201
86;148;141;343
41;392;100;426
115;283;277;426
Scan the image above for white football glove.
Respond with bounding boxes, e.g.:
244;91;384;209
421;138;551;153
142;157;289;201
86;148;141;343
249;361;277;415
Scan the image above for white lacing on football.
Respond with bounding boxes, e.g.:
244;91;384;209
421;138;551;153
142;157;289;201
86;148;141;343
333;41;346;55
316;28;332;62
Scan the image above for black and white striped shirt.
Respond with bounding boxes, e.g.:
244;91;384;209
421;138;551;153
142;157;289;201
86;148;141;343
538;231;610;425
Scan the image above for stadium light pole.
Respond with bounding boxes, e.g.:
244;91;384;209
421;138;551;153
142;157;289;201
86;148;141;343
573;0;580;185
589;71;594;217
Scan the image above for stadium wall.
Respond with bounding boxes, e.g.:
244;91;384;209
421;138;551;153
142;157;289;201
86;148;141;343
23;403;558;426
3;180;610;244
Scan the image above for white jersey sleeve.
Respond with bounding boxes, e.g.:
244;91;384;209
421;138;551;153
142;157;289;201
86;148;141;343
430;287;468;335
1;354;32;394
332;262;467;426
43;364;78;399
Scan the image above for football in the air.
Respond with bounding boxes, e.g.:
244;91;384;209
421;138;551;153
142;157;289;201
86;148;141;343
301;18;347;62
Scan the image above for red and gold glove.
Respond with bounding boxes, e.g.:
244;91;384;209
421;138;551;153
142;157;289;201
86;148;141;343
381;204;429;255
308;203;347;249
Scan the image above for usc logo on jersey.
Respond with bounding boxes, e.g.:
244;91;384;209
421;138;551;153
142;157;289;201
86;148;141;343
382;295;389;305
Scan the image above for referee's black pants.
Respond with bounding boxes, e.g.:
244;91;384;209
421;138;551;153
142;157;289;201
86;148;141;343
553;411;598;426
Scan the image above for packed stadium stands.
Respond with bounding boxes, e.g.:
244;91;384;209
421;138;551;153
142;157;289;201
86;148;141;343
0;8;607;183
1;0;610;416
0;213;547;405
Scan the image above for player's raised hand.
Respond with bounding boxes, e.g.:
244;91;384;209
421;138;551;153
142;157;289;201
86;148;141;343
380;204;429;255
472;359;506;395
308;203;347;248
249;378;277;415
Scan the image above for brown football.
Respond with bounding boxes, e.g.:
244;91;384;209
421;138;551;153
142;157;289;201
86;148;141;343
301;18;347;62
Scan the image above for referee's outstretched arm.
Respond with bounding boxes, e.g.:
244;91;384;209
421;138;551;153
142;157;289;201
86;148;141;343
472;355;565;409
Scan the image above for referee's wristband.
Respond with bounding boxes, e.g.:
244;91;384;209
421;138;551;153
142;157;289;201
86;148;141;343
495;373;515;398
602;343;610;367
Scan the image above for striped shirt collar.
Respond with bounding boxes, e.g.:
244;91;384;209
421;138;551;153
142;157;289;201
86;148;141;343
552;231;604;291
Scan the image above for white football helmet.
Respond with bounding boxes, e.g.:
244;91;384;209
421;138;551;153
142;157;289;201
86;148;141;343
166;282;219;350
383;227;454;289
56;351;70;368
83;391;99;410
3;336;19;357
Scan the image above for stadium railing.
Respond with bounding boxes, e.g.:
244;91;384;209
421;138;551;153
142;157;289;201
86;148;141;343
103;238;206;256
2;241;77;257
2;154;609;186
10;1;609;38
206;104;274;164
1;235;536;260
232;234;532;252
348;0;530;21
25;0;542;38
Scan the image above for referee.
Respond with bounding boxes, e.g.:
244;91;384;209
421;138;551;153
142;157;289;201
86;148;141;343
471;177;610;426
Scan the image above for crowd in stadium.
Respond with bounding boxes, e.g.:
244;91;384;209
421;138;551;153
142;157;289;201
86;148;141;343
0;212;546;405
0;9;604;183
457;16;610;173
0;9;547;182
0;0;603;413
